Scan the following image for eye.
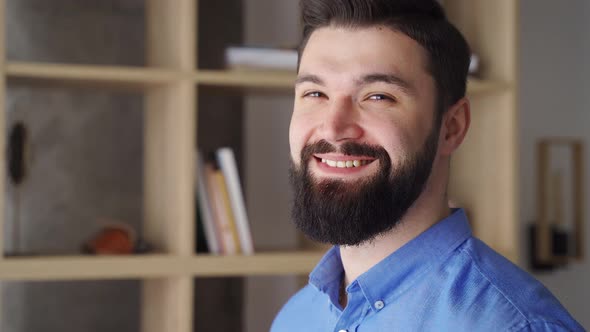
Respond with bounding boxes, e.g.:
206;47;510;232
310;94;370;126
367;94;395;102
303;91;326;99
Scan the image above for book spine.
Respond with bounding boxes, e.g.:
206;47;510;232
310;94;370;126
207;168;238;255
195;151;221;254
209;170;238;255
215;171;242;255
216;148;255;255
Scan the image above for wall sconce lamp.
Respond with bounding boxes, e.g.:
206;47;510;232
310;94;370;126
530;138;585;271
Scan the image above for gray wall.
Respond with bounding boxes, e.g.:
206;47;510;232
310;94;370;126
519;0;590;327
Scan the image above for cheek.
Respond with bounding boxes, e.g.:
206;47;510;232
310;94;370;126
289;111;309;164
367;118;412;165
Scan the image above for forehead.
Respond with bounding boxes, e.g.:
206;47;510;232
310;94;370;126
299;25;430;82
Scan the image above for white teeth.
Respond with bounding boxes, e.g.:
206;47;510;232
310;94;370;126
321;158;370;168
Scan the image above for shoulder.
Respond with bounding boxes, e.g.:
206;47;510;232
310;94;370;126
270;284;326;332
452;238;584;331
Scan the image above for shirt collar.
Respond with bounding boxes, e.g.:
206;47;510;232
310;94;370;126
309;208;472;311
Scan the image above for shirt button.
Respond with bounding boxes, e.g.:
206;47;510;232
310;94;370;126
374;300;385;310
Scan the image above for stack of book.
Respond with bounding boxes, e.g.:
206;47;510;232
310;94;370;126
196;148;254;255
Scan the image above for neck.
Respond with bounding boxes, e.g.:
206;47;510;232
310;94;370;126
339;173;450;287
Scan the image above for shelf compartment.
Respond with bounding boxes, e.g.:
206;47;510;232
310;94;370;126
3;85;144;257
5;61;187;90
1;279;141;332
0;251;324;281
5;1;146;67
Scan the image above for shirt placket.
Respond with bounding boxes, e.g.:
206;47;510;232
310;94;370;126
333;282;370;332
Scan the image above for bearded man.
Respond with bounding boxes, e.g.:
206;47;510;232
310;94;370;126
271;0;583;331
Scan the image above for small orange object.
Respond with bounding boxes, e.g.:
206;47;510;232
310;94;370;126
84;224;135;255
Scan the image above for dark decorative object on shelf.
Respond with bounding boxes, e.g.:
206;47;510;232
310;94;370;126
7;122;28;185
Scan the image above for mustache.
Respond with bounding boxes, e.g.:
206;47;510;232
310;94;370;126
300;139;390;163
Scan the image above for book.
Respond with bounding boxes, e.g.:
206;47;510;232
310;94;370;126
213;170;242;255
225;45;297;71
196;206;210;254
204;163;237;255
216;147;255;255
196;150;221;254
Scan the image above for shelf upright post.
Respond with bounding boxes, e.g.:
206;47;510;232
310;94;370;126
0;0;5;260
0;0;6;325
143;1;196;332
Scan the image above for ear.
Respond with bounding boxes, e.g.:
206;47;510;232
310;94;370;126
438;97;470;156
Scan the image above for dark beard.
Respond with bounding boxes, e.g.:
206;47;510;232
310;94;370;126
289;127;439;246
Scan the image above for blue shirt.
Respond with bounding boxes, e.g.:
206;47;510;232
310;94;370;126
271;209;584;332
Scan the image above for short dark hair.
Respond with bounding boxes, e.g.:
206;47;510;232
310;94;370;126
299;0;471;117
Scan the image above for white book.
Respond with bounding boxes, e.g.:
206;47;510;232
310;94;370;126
216;147;255;255
225;46;297;71
196;150;221;255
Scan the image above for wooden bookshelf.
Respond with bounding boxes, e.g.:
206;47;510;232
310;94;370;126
0;0;519;331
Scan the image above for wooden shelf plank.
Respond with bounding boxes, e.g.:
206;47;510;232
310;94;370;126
187;251;324;277
196;69;511;94
0;251;324;281
4;63;511;94
195;69;295;89
5;61;187;89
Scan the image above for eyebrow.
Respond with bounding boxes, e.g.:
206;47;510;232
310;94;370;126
357;73;416;96
295;72;416;96
295;74;325;86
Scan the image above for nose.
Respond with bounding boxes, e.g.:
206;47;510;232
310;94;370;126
318;96;363;143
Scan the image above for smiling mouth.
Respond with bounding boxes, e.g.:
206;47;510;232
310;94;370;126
313;155;377;169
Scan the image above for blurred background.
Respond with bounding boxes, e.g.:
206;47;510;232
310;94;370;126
0;0;588;331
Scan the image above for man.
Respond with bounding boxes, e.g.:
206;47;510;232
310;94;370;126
271;0;583;331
